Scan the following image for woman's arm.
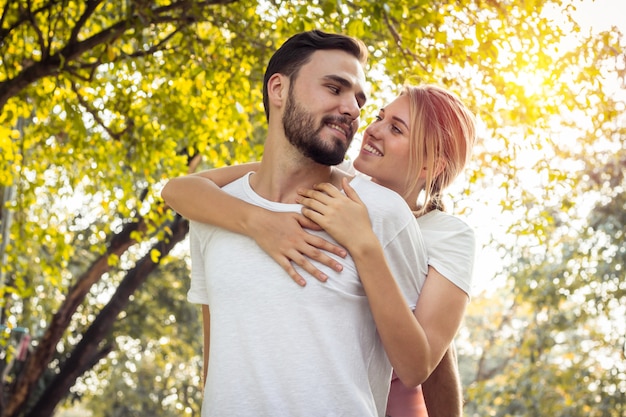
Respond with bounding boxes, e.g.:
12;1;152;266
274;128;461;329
297;179;468;387
161;164;346;285
162;162;260;228
202;305;211;387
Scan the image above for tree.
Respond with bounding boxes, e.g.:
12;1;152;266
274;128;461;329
459;32;626;415
460;147;626;417
0;0;623;415
1;1;261;415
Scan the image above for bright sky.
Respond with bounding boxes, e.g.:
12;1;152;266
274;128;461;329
345;1;625;296
571;0;626;32
468;0;626;294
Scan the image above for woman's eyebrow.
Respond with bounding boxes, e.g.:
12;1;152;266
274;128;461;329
392;116;409;131
380;108;409;130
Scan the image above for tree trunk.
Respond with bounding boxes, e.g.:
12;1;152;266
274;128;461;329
24;215;189;417
3;219;145;417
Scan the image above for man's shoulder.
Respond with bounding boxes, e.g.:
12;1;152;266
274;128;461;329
350;176;408;209
222;173;249;192
349;176;416;237
350;175;401;197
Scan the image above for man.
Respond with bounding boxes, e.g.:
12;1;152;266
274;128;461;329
184;30;427;416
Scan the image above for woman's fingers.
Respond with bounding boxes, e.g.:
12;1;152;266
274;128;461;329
297;196;326;216
296;180;371;250
275;256;308;287
297;183;340;203
274;240;345;285
341;177;364;204
312;182;342;196
296;214;322;231
297;183;345;217
303;234;347;262
253;212;346;285
289;250;336;283
297;189;330;211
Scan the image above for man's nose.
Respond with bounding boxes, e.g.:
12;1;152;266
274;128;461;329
339;96;361;120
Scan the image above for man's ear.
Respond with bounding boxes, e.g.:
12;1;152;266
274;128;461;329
267;73;288;109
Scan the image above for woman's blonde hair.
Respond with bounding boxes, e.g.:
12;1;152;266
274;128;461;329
401;85;476;216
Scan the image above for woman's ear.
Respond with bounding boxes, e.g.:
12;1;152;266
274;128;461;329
419;157;447;179
433;157;447;177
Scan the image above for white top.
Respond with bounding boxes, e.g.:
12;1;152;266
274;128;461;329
340;159;475;295
416;209;475;295
188;173;428;417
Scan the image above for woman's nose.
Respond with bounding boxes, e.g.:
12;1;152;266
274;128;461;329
364;122;380;139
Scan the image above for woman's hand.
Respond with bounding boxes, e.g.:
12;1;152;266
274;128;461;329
248;209;347;286
296;178;376;251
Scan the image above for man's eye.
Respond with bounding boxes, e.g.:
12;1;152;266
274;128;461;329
328;86;340;94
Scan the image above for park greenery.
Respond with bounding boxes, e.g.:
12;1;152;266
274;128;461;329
0;0;624;416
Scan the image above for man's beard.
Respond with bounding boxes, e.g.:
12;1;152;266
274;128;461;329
282;89;354;166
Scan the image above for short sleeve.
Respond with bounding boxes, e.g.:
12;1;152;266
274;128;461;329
187;221;210;305
418;212;475;295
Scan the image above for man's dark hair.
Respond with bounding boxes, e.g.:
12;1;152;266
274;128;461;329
262;30;368;120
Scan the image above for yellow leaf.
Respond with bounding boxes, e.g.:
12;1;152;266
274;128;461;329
108;254;119;266
107;46;116;62
150;249;161;263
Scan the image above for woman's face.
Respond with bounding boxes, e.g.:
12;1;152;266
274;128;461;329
354;94;412;196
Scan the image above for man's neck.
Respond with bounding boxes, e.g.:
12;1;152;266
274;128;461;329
254;116;352;202
250;154;335;203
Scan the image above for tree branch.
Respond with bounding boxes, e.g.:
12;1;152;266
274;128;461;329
70;80;125;141
0;0;240;111
25;215;189;417
0;0;61;42
382;9;428;72
24;0;48;60
3;217;146;417
69;0;103;44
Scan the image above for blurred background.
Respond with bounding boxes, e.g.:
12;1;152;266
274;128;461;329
0;0;624;416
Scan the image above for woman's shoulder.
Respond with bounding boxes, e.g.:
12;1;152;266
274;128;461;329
417;209;473;234
417;210;476;294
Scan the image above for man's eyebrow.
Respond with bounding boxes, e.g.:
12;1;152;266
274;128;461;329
380;108;409;131
323;75;368;106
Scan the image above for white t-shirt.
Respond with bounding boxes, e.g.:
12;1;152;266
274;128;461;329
188;173;428;417
341;159;475;295
416;209;475;295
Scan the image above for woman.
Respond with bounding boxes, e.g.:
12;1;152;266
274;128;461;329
161;84;476;417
